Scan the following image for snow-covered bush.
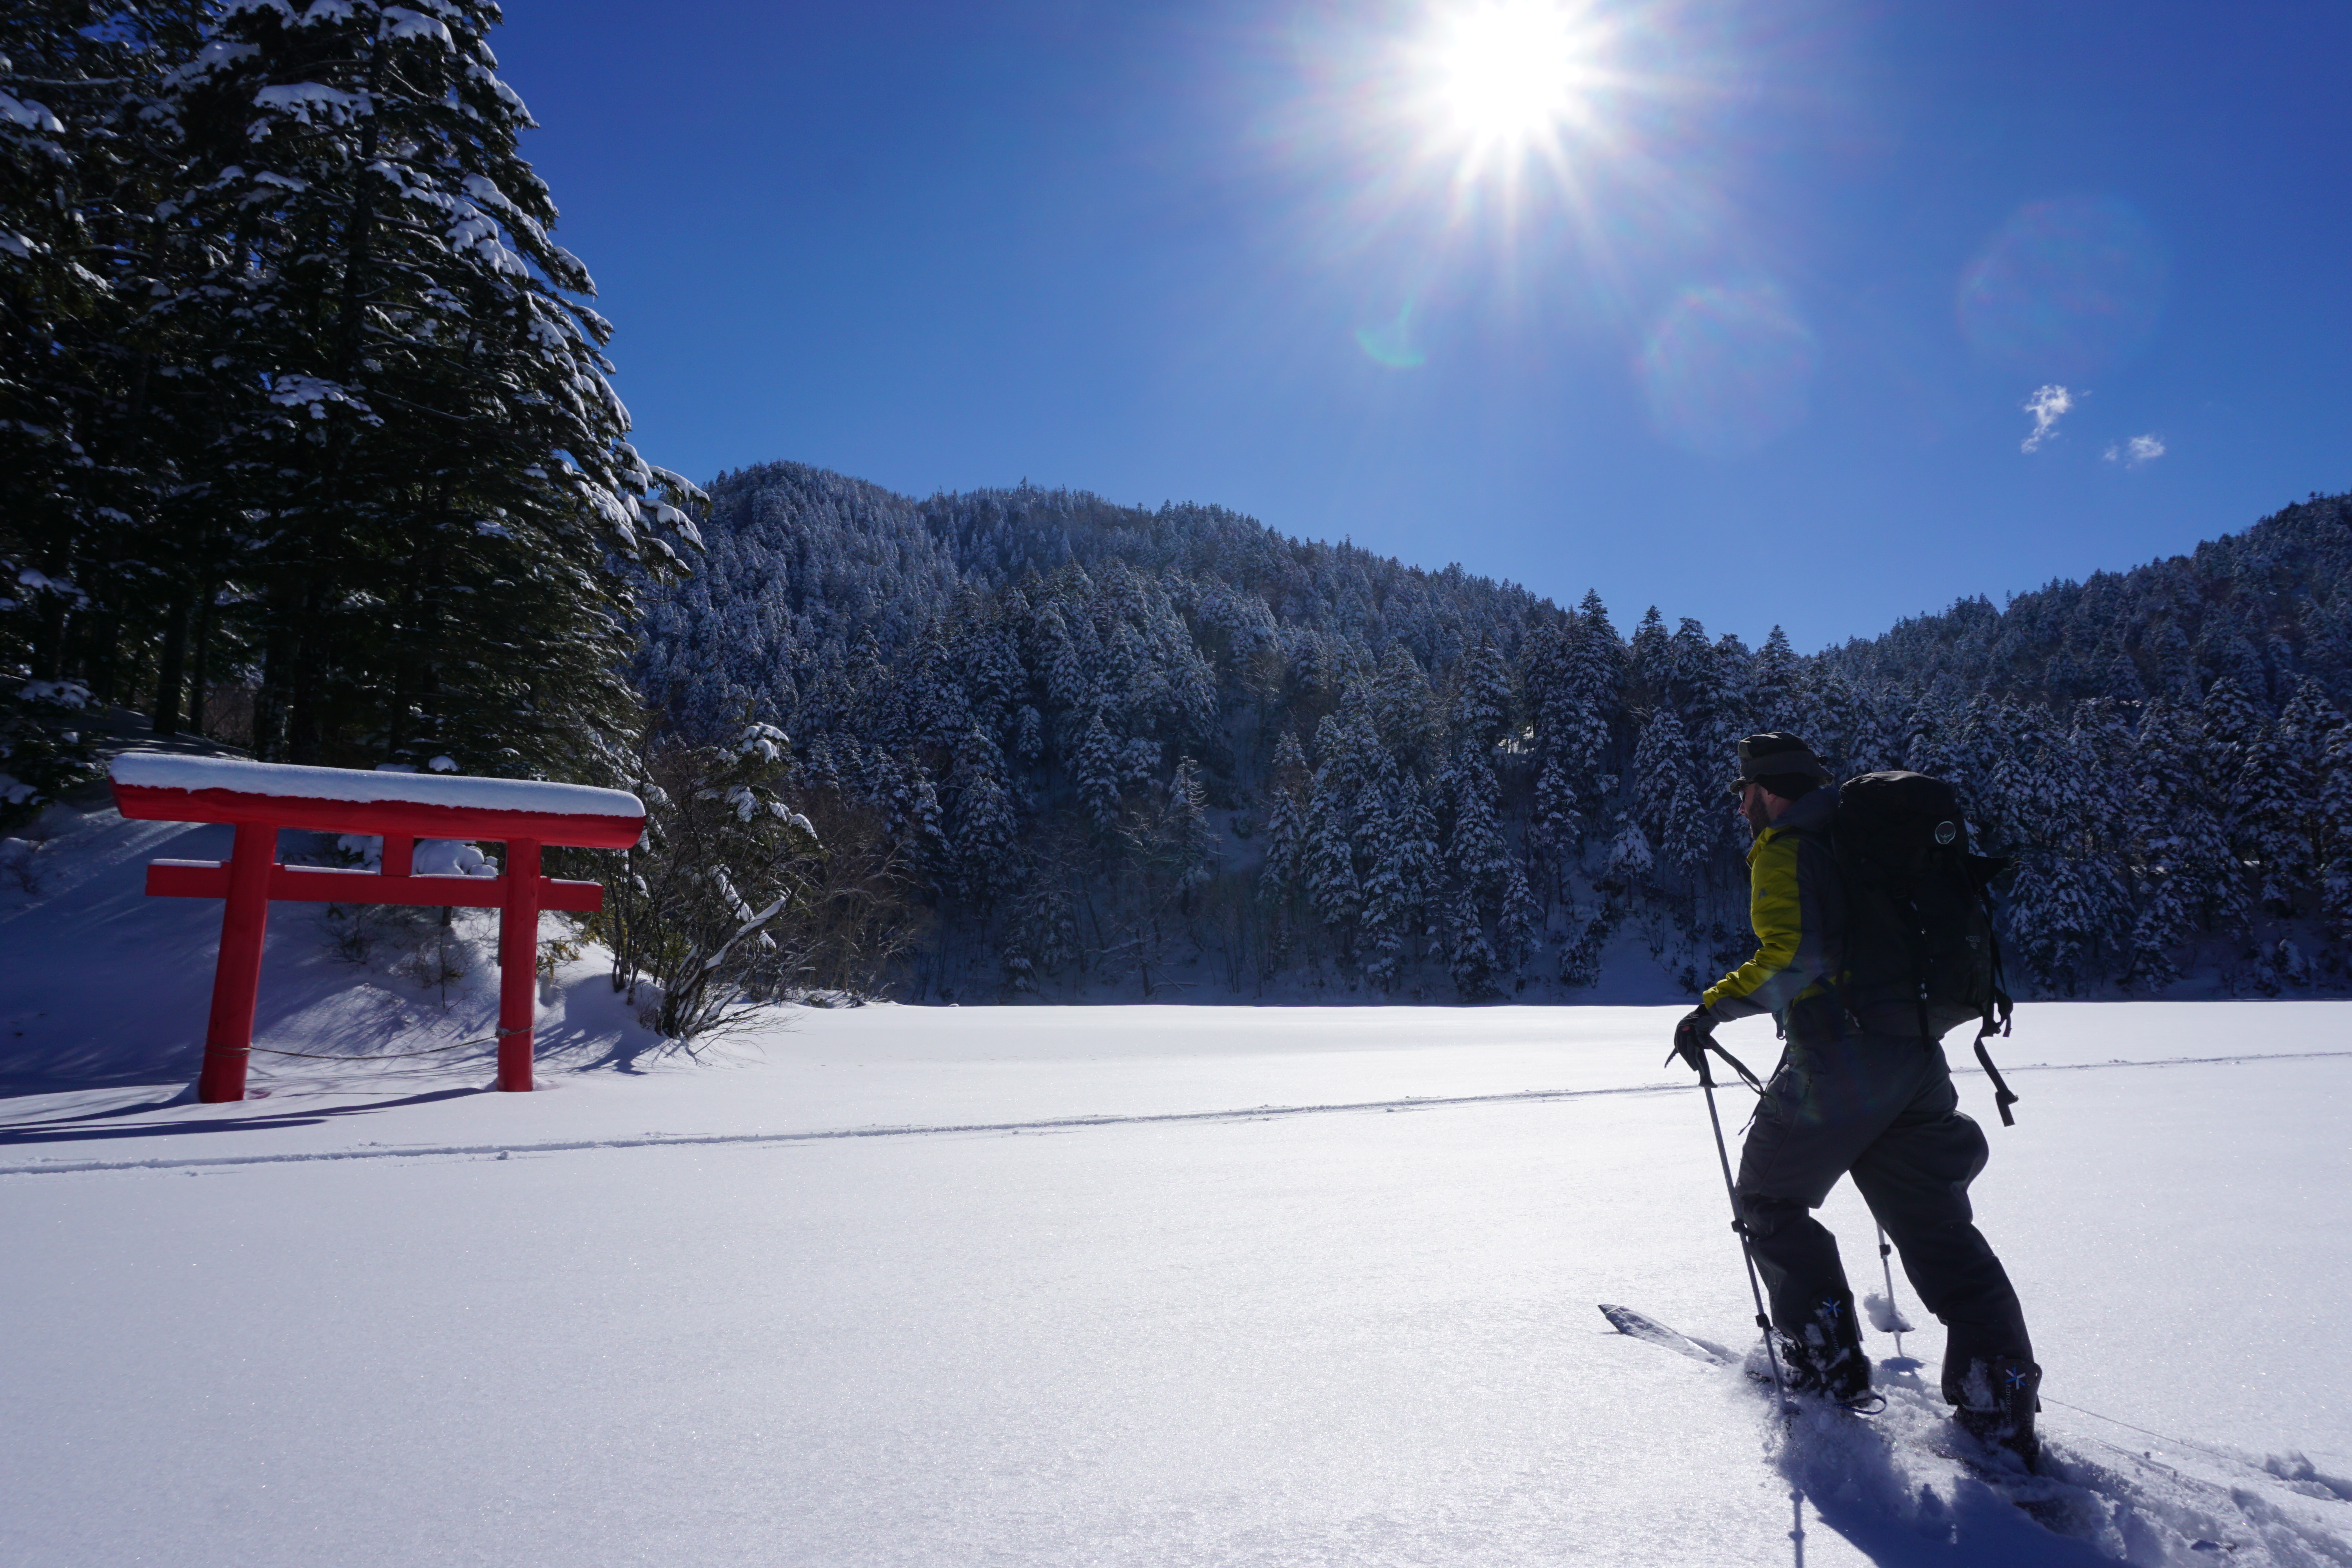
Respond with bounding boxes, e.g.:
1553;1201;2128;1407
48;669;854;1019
0;680;99;831
595;722;918;1037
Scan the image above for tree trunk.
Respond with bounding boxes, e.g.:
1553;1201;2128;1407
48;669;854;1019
187;572;216;739
287;570;326;763
253;571;302;762
151;591;189;735
29;580;68;683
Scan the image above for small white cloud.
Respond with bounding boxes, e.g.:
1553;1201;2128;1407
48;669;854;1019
2103;434;2165;466
2020;385;2071;452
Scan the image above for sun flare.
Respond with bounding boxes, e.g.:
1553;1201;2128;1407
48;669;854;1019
1425;0;1601;161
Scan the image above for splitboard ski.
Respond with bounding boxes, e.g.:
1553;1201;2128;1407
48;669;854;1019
1596;1303;1740;1368
1596;1303;2352;1562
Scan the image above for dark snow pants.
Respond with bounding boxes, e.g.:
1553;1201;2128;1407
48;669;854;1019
1733;1029;2033;1404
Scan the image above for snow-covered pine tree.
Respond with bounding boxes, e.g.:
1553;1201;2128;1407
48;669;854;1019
2319;710;2352;952
949;729;1020;907
1030;593;1094;749
1526;755;1580;909
1996;706;2130;994
2197;676;2266;933
1152;754;1218;896
897;632;975;756
2145;620;2198;702
2123;699;2224;987
1368;643;1440;770
2196;608;2271;704
1794;664;1868;776
906;768;956;896
1566;592;1626;739
1355;765;1409;987
1630;705;1704;888
1391;765;1442;945
1603;811;1654;894
163;0;703;775
2233;682;2337;915
1115;753;1216;987
1748;626;1802;734
1449;635;1512;756
0;9;100;646
1626;606;1670;711
1;0;217;785
1256;728;1308;904
1445;745;1512;905
1301;716;1369;953
1493;853;1542;980
1354;762;1442;988
1443;884;1499;1000
1075;706;1123;837
1555;898;1612;989
955;613;1027;751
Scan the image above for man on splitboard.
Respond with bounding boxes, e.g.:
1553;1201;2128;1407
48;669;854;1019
1670;732;2042;1468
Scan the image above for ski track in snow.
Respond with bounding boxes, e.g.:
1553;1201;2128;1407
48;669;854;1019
9;1046;2347;1173
7;1048;2350;1178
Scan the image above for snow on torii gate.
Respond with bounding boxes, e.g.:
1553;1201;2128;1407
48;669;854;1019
109;753;645;1102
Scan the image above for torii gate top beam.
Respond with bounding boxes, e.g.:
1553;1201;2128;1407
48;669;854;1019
109;753;646;848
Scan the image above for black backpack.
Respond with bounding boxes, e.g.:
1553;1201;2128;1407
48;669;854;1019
1833;771;2021;1123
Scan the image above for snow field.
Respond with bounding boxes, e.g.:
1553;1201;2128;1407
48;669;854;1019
5;1020;2351;1564
4;808;2351;1563
0;1076;1866;1565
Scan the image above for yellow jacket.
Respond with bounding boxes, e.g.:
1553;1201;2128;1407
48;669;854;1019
1701;784;1846;1034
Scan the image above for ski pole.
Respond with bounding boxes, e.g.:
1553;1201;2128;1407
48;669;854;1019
1691;1044;1792;1417
1874;1221;1906;1361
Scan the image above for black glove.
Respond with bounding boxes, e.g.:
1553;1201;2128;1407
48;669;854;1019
1666;1005;1715;1073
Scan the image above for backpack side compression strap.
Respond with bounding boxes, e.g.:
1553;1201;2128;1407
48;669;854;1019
1973;1035;2020;1127
1975;886;2019;1126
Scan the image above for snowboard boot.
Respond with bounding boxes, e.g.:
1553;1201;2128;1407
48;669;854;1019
1778;1291;1875;1408
1952;1355;2042;1472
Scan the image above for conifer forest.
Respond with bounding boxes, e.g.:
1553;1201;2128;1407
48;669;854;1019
6;4;2352;1015
634;466;2352;1004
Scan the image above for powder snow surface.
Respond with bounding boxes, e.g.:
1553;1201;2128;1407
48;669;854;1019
109;750;643;820
2;809;2350;1566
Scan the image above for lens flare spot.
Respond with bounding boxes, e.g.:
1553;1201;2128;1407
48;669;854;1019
1354;299;1427;368
1957;196;2168;377
1636;283;1818;459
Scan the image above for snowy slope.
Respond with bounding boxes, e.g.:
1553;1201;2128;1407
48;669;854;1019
3;810;2350;1565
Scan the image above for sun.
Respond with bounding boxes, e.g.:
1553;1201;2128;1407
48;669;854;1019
1424;0;1602;165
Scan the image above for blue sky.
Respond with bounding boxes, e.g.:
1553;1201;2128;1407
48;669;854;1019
500;0;2350;652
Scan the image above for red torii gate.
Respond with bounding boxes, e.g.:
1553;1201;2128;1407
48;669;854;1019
109;753;645;1102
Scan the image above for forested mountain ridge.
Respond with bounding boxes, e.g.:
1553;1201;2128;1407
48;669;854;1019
1828;494;2352;710
636;462;1551;738
633;461;2352;1005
